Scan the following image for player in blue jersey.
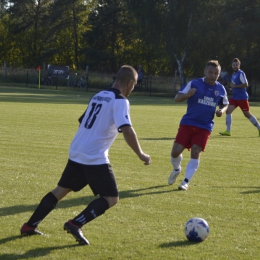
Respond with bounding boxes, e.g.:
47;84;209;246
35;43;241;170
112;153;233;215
20;65;151;245
168;60;229;191
219;58;260;137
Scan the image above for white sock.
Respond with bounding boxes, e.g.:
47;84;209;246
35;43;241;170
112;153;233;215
226;114;232;131
249;115;260;130
184;159;200;183
171;154;183;170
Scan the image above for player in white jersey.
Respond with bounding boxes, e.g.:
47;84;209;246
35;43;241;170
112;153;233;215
219;58;260;137
168;60;228;191
20;65;151;245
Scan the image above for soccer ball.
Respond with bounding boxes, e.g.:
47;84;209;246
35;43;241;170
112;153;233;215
184;217;209;242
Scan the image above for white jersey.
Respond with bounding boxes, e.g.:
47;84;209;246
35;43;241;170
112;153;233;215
69;88;132;165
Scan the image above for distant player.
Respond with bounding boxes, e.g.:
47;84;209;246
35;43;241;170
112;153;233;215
219;58;260;137
20;65;151;245
168;60;228;191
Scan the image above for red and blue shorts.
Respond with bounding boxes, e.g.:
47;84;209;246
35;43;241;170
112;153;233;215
175;125;211;151
229;98;249;111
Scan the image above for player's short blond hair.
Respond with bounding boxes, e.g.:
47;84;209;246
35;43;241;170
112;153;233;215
206;60;221;70
116;65;137;84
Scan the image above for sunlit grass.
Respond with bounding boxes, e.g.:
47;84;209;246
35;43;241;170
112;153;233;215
0;86;259;259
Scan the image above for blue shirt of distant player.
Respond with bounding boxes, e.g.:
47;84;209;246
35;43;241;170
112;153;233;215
178;78;229;132
231;69;248;100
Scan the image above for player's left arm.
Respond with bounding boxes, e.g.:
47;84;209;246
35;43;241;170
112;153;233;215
115;100;151;165
216;104;228;117
120;125;151;165
215;94;229;117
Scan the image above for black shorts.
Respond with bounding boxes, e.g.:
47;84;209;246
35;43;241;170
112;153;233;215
58;159;119;197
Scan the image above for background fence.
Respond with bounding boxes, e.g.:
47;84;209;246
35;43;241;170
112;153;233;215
0;65;259;100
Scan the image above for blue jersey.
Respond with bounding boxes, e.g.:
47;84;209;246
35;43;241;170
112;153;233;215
231;69;248;100
179;78;229;132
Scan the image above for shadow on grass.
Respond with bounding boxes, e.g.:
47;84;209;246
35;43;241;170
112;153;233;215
159;240;199;248
2;86;260;108
0;86;177;106
140;137;174;141
211;185;260;194
0;235;22;245
1;185;176;217
0;196;94;217
239;186;260;194
0;243;79;259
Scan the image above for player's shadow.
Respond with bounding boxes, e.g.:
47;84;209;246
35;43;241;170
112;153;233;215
0;196;94;217
0;235;22;246
159;240;199;248
211;185;260;195
239;186;260;194
0;244;79;259
0;185;176;217
120;184;177;199
140;137;174;141
213;135;257;139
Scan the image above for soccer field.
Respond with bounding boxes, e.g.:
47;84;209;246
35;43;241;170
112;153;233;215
0;86;259;260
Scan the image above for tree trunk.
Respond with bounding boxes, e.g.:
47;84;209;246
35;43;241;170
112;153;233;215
174;51;187;87
72;3;79;69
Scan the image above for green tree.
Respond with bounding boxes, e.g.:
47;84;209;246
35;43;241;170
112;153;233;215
6;0;54;67
222;0;260;80
1;0;260;79
81;0;135;72
0;1;10;64
126;0;204;82
46;0;91;69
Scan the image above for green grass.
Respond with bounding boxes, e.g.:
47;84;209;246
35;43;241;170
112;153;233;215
0;86;259;260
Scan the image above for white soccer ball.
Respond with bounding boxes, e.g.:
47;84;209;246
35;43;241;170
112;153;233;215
184;217;210;242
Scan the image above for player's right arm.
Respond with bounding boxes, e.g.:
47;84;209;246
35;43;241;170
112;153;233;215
175;81;196;102
175;89;196;102
120;125;151;165
230;71;248;89
230;82;248;89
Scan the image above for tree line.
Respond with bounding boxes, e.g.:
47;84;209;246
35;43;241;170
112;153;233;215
0;0;260;81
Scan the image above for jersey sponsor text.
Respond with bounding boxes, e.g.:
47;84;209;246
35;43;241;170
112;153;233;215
198;96;216;107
